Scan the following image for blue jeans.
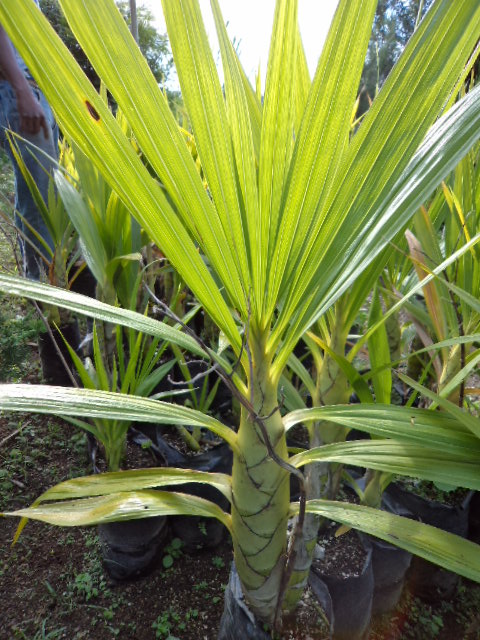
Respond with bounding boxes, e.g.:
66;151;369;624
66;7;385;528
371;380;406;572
0;80;58;279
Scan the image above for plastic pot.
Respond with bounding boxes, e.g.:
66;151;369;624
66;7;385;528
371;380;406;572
37;320;80;385
217;562;271;640
132;427;233;552
468;491;480;544
383;482;474;600
170;442;233;552
359;491;412;615
310;531;373;640
95;430;171;581
98;515;168;581
218;555;356;639
362;534;411;614
345;475;412;614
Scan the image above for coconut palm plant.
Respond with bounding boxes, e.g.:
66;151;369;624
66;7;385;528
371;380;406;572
56;127;144;311
404;141;480;407
1;0;480;632
64;319;175;472
6;135;79;307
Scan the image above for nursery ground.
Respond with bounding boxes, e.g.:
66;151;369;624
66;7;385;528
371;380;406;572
0;409;232;640
2;407;480;640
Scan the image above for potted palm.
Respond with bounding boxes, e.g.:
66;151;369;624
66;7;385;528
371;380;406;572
1;0;480;635
380;143;480;599
7;135;84;384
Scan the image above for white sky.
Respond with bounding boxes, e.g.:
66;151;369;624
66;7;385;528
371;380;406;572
141;0;340;89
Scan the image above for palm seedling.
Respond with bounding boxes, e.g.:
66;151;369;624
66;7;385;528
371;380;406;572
404;140;480;407
64;319;175;472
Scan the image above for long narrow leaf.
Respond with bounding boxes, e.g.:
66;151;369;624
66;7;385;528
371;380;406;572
57;0;246;314
211;0;261;310
291;440;480;490
272;5;480;370
161;0;250;313
398;373;480;440
299;500;480;583
0;384;238;450
0;273;202;355
268;0;376;315
32;467;232;503
284;404;476;445
260;0;298;299
367;284;392;403
0;0;241;350
4;490;232;532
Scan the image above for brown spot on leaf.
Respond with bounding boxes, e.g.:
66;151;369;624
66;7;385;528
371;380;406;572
85;100;100;121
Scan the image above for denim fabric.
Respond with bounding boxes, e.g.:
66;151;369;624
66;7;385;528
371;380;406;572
0;80;58;279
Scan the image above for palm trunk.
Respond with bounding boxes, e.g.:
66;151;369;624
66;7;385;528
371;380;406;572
317;323;350;499
282;428;327;611
283;317;350;610
129;0;138;43
231;335;290;624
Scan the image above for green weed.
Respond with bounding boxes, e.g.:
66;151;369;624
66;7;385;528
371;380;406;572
152;607;198;639
162;537;183;569
11;619;67;640
212;555;225;569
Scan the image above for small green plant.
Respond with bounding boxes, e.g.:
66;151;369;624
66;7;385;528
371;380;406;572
0;468;12;494
212;555;225;569
402;598;445;639
151;606;198;639
64;319;175;471
177;609;199;632
152;612;170;639
162;537;183;569
151;610;181;640
12;619;67;640
103;607;115;621
74;572;98;601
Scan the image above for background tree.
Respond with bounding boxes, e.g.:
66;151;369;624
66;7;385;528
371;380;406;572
358;0;433;115
129;0;138;42
39;0;173;88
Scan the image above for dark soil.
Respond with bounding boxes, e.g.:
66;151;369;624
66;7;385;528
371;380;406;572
314;526;368;578
0;408;233;640
395;478;471;507
370;580;480;640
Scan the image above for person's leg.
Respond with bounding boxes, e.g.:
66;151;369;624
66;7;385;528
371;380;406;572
0;82;79;384
0;80;57;279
